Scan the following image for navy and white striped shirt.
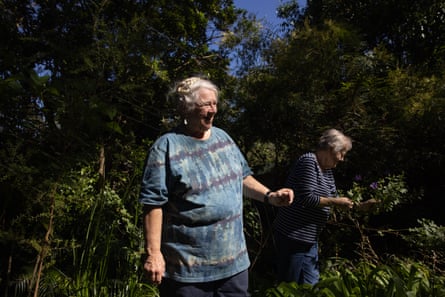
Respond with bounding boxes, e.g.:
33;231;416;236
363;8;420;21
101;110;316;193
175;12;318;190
274;152;337;244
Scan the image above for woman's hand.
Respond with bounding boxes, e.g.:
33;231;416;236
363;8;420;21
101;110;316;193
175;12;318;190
144;251;165;285
355;198;380;212
333;197;354;210
269;188;294;206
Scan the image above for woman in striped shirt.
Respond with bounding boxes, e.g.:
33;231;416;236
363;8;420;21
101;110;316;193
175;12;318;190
273;129;354;285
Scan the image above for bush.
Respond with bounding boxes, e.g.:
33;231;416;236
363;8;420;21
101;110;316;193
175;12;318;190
263;257;445;297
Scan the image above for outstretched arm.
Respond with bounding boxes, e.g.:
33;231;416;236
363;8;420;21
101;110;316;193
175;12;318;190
242;175;294;206
319;196;354;210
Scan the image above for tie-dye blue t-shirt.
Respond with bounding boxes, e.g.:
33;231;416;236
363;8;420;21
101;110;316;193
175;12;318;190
139;126;253;282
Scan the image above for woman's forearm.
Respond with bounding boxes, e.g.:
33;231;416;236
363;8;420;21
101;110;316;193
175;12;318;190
143;205;163;255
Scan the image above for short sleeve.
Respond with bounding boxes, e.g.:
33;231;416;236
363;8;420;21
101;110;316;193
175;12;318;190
139;138;169;206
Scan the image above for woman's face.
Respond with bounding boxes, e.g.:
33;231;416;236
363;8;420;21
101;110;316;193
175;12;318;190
186;87;218;134
319;147;348;170
328;148;347;169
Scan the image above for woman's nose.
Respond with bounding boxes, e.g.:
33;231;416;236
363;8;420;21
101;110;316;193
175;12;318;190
209;103;217;112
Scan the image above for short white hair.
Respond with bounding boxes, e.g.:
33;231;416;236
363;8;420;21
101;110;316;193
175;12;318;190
318;129;352;152
171;77;219;116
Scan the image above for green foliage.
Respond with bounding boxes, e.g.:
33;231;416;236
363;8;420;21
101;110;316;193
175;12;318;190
1;1;238;295
1;0;445;296
263;258;445;297
402;219;445;270
1;161;157;297
243;199;265;270
246;141;278;174
220;9;277;76
305;0;445;70
403;219;445;251
233;19;366;163
345;174;409;212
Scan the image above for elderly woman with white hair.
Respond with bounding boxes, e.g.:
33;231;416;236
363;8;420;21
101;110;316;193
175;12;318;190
139;76;294;297
273;128;354;285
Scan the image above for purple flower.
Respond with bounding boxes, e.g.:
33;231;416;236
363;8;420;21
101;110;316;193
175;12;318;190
354;174;362;181
369;182;378;190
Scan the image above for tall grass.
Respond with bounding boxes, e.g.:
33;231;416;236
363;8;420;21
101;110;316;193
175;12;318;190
4;163;159;297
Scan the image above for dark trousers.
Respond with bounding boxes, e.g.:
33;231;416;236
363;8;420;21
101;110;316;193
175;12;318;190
159;269;250;297
274;232;320;285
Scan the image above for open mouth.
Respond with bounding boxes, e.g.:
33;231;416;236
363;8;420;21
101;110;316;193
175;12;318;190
204;115;213;123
